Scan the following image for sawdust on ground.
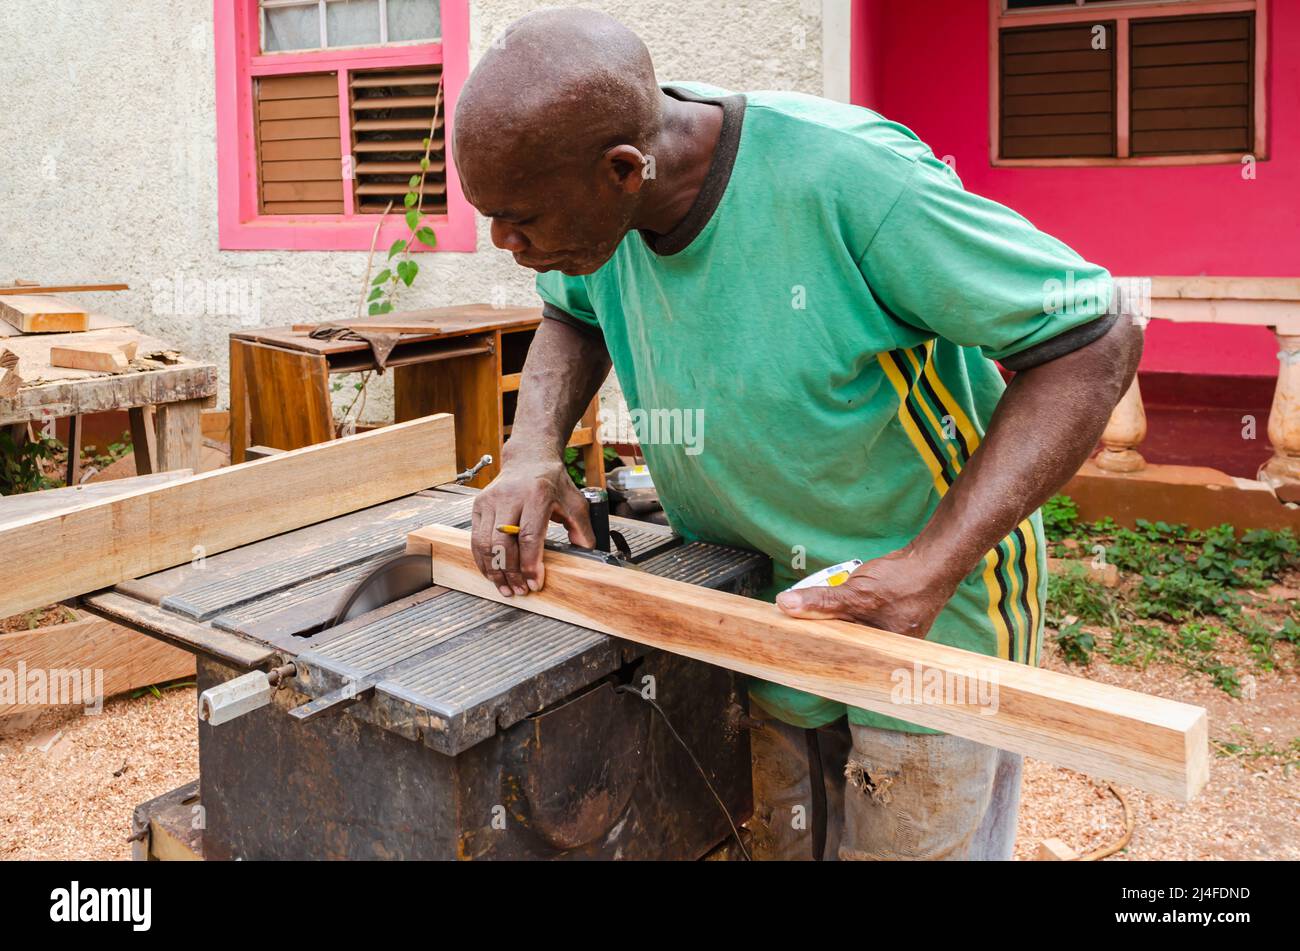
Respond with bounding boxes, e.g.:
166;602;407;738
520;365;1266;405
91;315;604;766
0;596;1295;861
0;690;197;861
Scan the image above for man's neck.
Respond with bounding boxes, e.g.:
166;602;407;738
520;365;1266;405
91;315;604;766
632;93;725;237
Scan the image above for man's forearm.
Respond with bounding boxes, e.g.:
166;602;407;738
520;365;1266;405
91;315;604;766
910;315;1144;586
505;318;613;463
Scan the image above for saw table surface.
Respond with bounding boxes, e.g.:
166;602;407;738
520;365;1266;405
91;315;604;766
85;486;770;756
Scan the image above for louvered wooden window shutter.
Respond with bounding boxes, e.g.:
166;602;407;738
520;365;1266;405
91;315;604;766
1130;14;1253;156
999;23;1117;159
254;73;345;214
349;67;448;215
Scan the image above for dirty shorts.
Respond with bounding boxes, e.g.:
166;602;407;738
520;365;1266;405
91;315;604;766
748;706;1023;860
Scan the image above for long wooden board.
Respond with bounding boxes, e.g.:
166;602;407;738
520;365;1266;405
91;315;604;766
0;283;128;297
410;524;1209;802
0;613;194;722
0;414;455;619
0;295;89;333
0;470;192;529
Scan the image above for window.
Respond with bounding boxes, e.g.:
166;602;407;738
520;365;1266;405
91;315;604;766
215;0;473;251
261;0;440;52
991;0;1267;165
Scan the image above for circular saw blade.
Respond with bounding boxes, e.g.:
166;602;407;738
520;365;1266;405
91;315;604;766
332;553;433;626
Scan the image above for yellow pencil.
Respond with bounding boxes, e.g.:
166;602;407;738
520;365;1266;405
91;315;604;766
496;524;521;535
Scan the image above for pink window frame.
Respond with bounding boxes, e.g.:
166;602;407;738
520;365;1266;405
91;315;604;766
989;0;1269;167
214;0;474;251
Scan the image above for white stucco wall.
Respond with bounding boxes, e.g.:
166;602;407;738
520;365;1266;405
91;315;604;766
0;0;824;421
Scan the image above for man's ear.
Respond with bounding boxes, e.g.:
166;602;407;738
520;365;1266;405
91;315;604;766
602;144;649;195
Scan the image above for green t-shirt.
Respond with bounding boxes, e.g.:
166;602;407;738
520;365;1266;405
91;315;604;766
537;84;1116;732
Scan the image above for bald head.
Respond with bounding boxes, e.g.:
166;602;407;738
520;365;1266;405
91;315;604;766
456;8;661;165
453;8;667;275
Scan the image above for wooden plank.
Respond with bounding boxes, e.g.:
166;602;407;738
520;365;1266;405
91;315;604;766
1132;128;1249;154
1002;90;1112;117
1003;70;1111;96
261;159;343;182
1001;25;1095;56
410;525;1210;802
263;180;345;202
353;95;443;110
1035;838;1079;861
395;346;500;489
1130;38;1248;68
1132;83;1248;109
242;343;335;451
355;159;446;174
0;614;194;720
155;398;203;472
1003;113;1112;137
0;414;455;619
49;340;137;373
259;137;342;162
1131;62;1249;88
257;73;338;100
1001;133;1114;158
0;296;89;333
128;406;158;475
0;283;127;297
350;71;441;88
353;138;442;153
353;116;446;133
1131;105;1249;131
296;304;541;336
1131;15;1250;46
259;117;342;142
355;182;445;197
1146;275;1300;302
0;362;215;426
1003;49;1112;76
0;471;191;528
258;96;340;121
262;201;345;215
83;591;274;670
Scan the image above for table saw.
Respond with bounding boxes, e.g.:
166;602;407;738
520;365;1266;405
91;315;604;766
85;484;770;860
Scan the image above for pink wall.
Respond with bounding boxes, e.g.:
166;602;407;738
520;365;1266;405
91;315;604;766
852;0;1295;378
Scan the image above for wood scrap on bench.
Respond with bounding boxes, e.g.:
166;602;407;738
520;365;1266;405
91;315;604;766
409;524;1210;802
49;339;139;373
0;349;20;397
0;413;456;619
0;295;89;333
0;282;128;297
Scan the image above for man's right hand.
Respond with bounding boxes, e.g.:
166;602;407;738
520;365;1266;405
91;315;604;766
470;457;596;596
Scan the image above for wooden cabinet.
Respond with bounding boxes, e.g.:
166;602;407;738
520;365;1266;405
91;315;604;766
230;306;603;488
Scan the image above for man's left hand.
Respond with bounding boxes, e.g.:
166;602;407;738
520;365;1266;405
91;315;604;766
775;546;960;639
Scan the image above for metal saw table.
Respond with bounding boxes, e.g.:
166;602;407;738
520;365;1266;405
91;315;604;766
85;485;771;860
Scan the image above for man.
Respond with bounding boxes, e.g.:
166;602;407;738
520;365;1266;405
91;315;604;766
452;8;1141;860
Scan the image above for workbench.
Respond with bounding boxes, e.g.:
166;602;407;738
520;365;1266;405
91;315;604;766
87;485;770;860
230;305;605;488
0;320;217;482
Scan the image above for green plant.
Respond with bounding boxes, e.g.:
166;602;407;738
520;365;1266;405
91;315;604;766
1041;494;1078;541
1053;619;1095;666
564;445;620;488
0;428;61;495
1047;571;1121;629
366;81;444;317
1134;568;1241;622
83;431;132;470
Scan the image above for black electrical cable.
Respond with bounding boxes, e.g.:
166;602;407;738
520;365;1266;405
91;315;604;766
804;727;828;861
614;684;751;861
